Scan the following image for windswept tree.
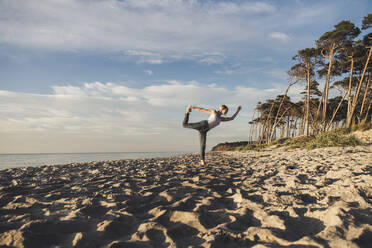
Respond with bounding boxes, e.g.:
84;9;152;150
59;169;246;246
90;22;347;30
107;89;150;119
316;20;360;129
254;93;297;143
343;15;372;127
344;42;371;127
248;15;371;144
358;14;372;124
289;48;321;135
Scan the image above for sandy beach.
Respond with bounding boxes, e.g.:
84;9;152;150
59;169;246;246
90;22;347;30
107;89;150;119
0;144;371;247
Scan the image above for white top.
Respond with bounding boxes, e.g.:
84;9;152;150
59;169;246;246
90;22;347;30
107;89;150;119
207;110;221;129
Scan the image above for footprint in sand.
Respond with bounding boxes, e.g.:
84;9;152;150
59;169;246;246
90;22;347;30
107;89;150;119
269;211;325;242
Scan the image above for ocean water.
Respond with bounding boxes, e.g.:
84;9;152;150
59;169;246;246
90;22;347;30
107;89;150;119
0;152;188;170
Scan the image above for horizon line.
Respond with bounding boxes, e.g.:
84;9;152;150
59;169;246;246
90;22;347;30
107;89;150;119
0;151;193;156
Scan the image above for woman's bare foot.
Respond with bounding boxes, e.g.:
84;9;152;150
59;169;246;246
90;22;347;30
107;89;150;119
186;105;192;113
199;160;206;166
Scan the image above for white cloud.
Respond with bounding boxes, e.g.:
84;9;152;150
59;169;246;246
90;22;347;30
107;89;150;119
0;0;336;63
266;69;289;80
123;50;165;64
145;70;153;76
214;69;249;75
208;1;275;15
146;59;163;64
0;81;287;152
52;85;87;96
0;0;265;53
258;56;274;62
125;50;158;56
269;32;291;42
199;55;224;65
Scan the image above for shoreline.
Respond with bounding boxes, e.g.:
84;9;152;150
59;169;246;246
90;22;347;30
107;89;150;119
0;145;371;247
0;151;190;155
0;151;190;170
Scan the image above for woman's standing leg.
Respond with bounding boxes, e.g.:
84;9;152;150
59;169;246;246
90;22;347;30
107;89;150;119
198;130;207;164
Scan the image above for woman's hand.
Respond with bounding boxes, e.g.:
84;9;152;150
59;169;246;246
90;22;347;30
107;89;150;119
220;105;242;122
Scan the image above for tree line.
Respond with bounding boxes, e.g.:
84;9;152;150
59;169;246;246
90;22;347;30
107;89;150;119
249;14;372;144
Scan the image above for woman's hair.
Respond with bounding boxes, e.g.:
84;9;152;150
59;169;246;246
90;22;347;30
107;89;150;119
221;105;228;111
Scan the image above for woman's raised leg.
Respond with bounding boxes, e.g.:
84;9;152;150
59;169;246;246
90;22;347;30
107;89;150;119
182;106;208;130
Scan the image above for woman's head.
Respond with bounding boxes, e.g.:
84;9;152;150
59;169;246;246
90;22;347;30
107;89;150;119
219;105;228;115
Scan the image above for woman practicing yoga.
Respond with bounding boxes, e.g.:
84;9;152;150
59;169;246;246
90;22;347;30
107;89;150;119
182;104;242;165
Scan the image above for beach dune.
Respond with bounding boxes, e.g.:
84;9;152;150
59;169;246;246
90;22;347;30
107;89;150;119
0;144;371;247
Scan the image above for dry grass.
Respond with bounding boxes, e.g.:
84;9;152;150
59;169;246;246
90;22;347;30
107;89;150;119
306;129;362;149
217;125;369;151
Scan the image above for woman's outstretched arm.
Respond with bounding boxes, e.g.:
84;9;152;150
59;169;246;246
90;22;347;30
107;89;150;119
220;105;242;121
191;106;215;114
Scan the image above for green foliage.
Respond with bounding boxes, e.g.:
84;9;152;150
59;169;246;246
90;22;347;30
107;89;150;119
269;135;315;149
306;129;362;149
284;135;315;148
214;126;368;152
362;14;372;30
332;77;359;91
350;122;372;132
362;32;372;46
269;127;367;150
249;143;268;151
317;20;360;47
270;137;289;146
232;143;268;151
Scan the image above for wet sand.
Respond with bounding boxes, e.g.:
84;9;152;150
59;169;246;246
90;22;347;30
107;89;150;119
0;144;371;247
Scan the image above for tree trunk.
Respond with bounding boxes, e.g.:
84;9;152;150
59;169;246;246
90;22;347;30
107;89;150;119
326;91;348;131
361;100;371;125
280;124;284;139
253;123;258;143
293;118;298;138
269;107;291;141
306;64;311;135
249;110;257;143
359;73;371;121
315;44;335;131
321;45;335;130
251;122;257;143
264;102;275;143
258;122;263;143
299;115;305;135
268;81;297;143
250;125;253;143
346;56;354;124
346;47;372;128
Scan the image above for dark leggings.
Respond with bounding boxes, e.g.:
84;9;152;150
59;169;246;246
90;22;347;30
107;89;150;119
182;113;209;160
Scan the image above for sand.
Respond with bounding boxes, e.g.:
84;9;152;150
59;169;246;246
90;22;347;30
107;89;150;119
0;144;371;247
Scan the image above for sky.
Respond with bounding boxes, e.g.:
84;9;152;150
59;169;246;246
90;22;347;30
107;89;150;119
0;0;370;154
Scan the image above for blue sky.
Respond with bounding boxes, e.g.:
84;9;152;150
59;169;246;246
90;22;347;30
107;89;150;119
0;0;370;153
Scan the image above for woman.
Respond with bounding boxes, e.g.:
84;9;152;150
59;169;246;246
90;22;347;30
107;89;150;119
182;104;242;165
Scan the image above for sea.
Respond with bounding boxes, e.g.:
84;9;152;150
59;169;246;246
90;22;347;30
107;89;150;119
0;152;188;170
